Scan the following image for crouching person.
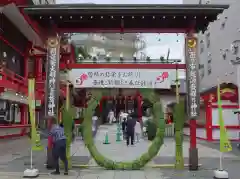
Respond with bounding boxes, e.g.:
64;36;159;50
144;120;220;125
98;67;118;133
48;117;68;175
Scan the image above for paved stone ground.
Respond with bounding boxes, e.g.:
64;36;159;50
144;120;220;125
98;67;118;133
0;125;239;179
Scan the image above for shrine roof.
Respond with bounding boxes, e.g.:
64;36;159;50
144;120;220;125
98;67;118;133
21;4;229;33
201;83;237;95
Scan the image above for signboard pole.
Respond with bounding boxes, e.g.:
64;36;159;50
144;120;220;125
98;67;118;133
45;36;61;169
185;35;200;171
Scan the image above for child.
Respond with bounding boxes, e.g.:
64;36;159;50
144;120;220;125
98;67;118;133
135;120;141;143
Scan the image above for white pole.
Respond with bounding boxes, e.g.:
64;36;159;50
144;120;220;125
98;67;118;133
30;149;33;169
219;152;223;170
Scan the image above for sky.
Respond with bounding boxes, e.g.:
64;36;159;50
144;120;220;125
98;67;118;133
56;0;185;77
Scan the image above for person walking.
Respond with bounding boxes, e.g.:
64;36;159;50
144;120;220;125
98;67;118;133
48;117;68;175
135;120;141;143
126;114;136;146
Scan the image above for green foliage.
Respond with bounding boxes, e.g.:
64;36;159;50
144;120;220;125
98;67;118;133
173;100;185;129
62;105;75;168
173;100;185;169
83;89;166;170
146;120;157;140
75;46;90;61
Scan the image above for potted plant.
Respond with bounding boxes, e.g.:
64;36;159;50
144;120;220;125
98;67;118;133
160;56;165;63
146;56;151;63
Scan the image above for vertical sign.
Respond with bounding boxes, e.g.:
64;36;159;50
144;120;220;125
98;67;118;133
45;37;60;119
185;36;200;119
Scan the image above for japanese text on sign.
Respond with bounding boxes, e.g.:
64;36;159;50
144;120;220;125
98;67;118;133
47;48;57;116
186;38;200;119
73;69;172;89
92;79;153;88
45;39;61;118
87;71;141;79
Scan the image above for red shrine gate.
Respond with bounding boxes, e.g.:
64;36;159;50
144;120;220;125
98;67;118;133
0;3;227;170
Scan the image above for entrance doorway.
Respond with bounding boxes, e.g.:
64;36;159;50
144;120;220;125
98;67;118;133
94;88;142;124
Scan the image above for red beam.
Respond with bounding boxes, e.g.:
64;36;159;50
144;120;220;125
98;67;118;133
0;35;25;56
58;28;187;33
0;125;31;128
68;63;186;69
0;133;27;139
0;69;29;95
211;105;239;109
0;80;18;91
212;126;240;129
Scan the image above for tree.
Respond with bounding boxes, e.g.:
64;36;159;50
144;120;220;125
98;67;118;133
75;46;90;62
173;100;186;169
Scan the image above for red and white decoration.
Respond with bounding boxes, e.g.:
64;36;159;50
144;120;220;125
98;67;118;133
70;68;175;89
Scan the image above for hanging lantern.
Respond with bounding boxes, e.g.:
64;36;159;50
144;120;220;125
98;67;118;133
105;53;111;62
120;53;124;63
78;54;84;63
92;56;97;63
133;54;137;62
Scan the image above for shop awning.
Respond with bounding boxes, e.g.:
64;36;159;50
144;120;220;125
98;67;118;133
1;3;43;47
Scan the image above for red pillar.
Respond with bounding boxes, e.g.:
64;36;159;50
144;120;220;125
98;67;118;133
137;95;142;121
189;120;197;148
205;101;213;141
35;57;43;81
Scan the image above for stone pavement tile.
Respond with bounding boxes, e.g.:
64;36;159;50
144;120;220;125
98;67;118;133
0;137;32;165
158;138;236;158
152;169;214;179
144;169;166;179
129;170;145;179
0;150;49;173
47;170;80;179
0;137;30;155
114;171;131;179
78;169;166;179
79;169;115;179
71;139;91;157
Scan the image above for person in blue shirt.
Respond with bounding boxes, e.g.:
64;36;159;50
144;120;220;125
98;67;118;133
48;117;68;175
